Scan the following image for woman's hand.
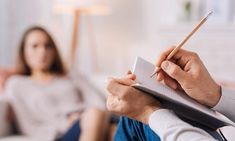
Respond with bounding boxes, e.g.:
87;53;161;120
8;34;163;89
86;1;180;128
67;113;80;128
106;71;161;124
156;47;221;108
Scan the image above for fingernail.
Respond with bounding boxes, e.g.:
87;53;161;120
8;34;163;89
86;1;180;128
162;61;169;70
157;74;161;81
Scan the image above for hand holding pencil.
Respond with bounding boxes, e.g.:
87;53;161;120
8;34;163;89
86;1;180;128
148;11;221;107
150;11;213;78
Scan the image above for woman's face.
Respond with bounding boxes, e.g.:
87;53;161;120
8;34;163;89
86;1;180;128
24;30;55;72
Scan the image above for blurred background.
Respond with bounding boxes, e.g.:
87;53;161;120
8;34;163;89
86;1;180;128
1;0;235;80
1;0;235;140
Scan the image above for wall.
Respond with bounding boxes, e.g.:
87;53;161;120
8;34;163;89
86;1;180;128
127;0;235;82
0;0;9;67
1;0;235;82
0;0;71;67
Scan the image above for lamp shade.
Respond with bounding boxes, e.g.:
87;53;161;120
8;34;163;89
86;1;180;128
54;0;111;15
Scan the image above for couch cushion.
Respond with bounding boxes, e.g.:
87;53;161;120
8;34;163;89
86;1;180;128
0;98;11;137
0;68;16;94
0;136;42;141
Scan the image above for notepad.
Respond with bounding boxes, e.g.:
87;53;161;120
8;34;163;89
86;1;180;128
132;57;235;130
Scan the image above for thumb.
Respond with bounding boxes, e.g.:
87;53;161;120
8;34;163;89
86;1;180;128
161;61;186;83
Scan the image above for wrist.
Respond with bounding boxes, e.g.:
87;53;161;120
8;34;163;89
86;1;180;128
209;84;222;108
143;105;160;124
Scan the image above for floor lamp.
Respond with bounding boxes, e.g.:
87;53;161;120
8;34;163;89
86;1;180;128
54;0;111;70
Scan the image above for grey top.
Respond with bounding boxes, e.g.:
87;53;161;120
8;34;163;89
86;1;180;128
4;75;84;141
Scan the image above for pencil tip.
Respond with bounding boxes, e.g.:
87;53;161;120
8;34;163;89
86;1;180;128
207;11;213;19
150;67;161;78
150;72;157;78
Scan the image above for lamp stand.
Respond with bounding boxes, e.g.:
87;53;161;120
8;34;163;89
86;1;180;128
71;10;80;66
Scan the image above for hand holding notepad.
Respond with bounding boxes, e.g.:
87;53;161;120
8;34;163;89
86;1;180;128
132;57;235;130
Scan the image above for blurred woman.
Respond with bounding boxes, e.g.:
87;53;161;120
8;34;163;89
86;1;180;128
4;26;109;141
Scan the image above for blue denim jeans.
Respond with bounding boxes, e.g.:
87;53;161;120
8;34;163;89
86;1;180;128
114;117;224;141
57;120;80;141
114;117;160;141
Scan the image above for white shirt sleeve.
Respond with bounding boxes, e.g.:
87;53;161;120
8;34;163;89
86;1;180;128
213;87;235;122
148;109;216;141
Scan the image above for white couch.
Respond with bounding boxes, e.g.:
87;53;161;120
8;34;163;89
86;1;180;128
0;98;11;137
0;98;42;141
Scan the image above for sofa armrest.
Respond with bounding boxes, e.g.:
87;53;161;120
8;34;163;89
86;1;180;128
0;97;12;137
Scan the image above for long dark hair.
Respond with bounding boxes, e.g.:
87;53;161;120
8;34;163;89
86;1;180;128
16;26;66;76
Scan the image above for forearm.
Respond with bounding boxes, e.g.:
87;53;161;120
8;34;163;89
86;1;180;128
149;109;216;141
213;87;235;122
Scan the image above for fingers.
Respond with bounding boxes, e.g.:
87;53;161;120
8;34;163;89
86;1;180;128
117;73;136;85
156;70;165;81
163;75;178;89
161;61;187;84
106;78;130;97
155;47;175;67
172;49;195;60
107;74;136;87
116;77;136;86
126;70;136;80
155;47;201;88
157;71;178;89
127;74;136;81
127;70;132;75
156;47;200;72
107;76;136;93
171;49;200;69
